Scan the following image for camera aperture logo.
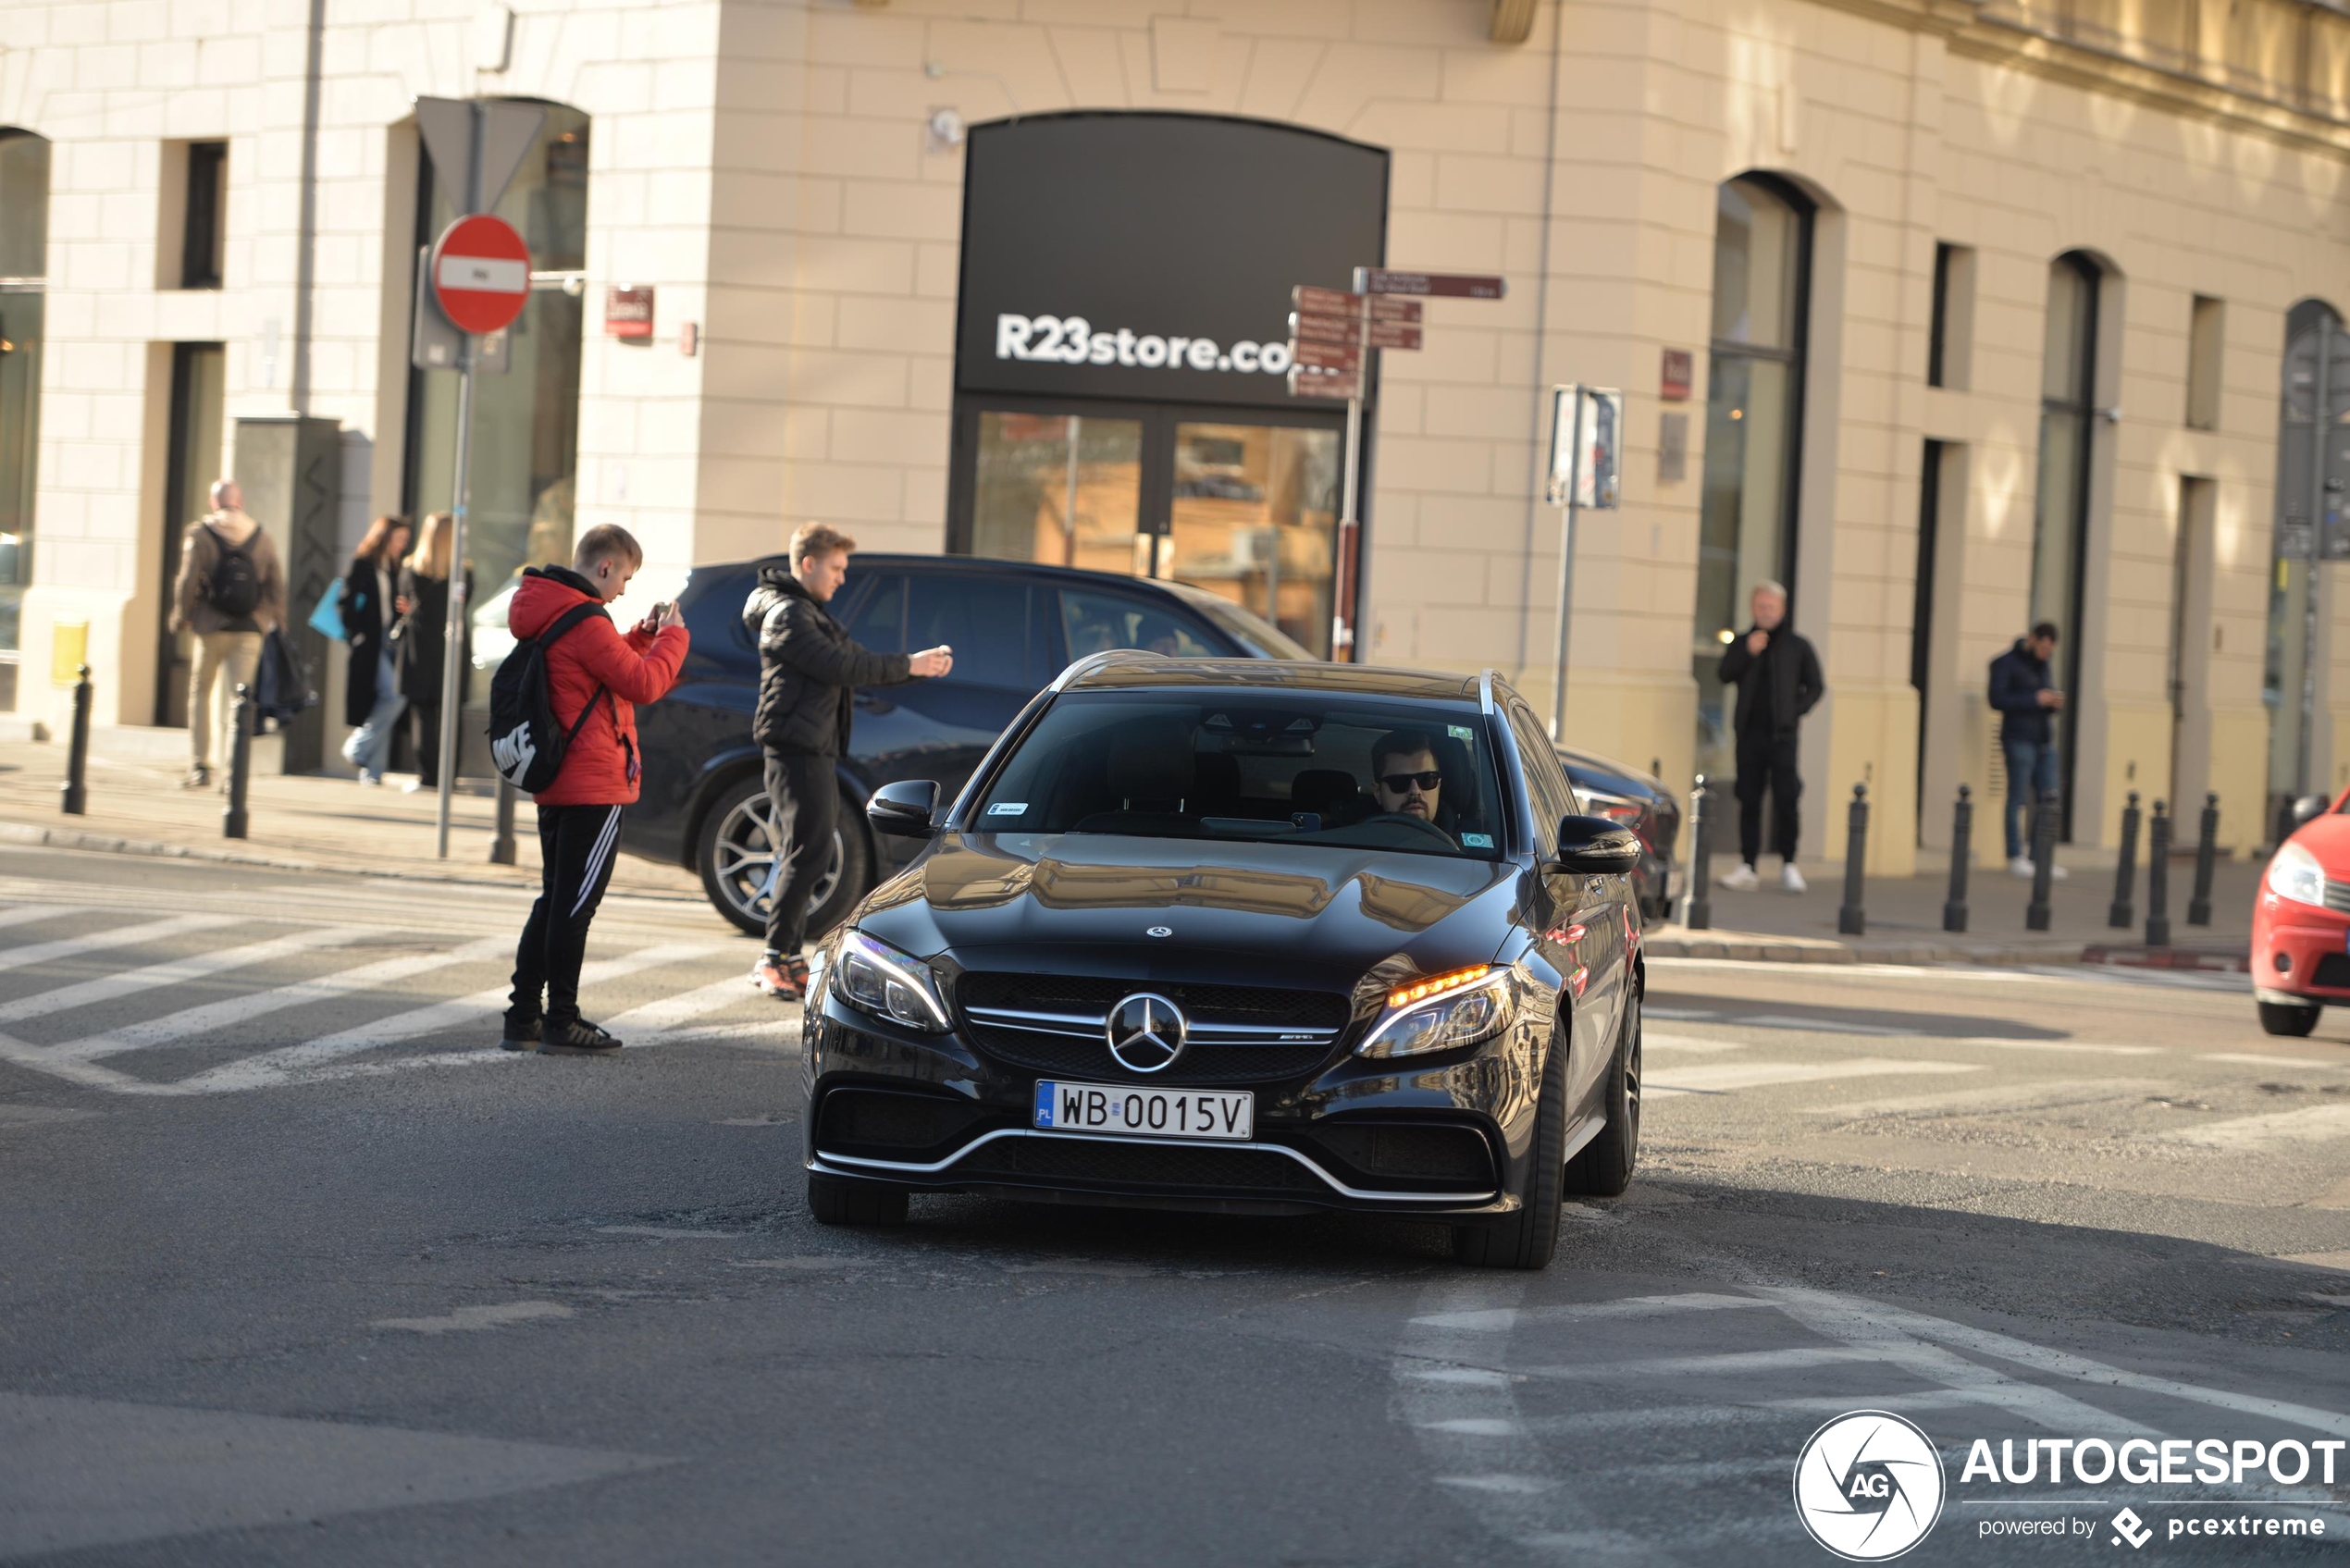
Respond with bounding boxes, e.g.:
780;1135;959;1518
1794;1411;1948;1561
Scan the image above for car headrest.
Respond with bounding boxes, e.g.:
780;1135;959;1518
1292;769;1361;815
1107;722;1196;806
1192;751;1242;804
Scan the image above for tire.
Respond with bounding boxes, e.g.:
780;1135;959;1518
694;773;870;941
1566;977;1640;1197
1453;1018;1569;1270
808;1170;909;1227
2258;1000;2322;1037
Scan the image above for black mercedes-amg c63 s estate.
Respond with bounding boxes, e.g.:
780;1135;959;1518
798;653;1645;1269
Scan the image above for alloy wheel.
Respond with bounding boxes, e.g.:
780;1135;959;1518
709;790;842;931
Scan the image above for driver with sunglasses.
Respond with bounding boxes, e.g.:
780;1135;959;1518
1367;730;1452;840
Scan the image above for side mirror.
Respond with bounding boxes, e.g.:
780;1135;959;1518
867;779;939;838
2293;794;2331;828
1549;813;1642;875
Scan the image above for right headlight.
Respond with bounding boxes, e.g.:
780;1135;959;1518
2268;841;2328;907
832;930;953;1032
1356;965;1518;1059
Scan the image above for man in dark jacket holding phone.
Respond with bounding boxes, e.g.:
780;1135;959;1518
742;523;952;999
1715;579;1824;894
1988;622;2067;879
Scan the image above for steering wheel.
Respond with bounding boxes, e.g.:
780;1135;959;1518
1357;811;1457;847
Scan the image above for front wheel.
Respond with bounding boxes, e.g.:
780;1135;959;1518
2258;1000;2322;1037
1565;980;1640;1196
1453;1020;1568;1270
808;1171;909;1227
695;774;869;940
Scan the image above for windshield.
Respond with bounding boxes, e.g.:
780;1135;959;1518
1163;583;1314;661
972;691;1507;860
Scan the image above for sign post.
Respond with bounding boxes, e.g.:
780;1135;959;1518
1543;384;1625;740
414;95;542;858
1284;272;1502;660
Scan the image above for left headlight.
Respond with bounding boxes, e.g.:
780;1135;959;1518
834;930;953;1032
2268;841;2328;907
1356;965;1518;1059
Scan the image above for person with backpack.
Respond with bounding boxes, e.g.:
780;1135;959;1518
496;525;687;1056
168;479;286;790
334;514;413;786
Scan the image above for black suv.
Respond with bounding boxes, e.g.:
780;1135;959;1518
799;653;1646;1268
627;554;1681;932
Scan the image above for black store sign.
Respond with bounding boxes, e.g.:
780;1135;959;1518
956;114;1388;411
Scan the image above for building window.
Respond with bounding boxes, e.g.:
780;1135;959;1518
1928;242;1973;389
2032;251;2104;835
403;103;588;704
2186;294;2223;431
0;128;50;712
180;141;227;290
1692;174;1812;784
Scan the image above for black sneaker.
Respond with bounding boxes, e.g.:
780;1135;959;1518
540;1019;623;1056
179;765;211;790
500;1019;542;1052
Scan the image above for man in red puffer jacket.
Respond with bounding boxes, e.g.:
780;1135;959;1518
501;525;688;1056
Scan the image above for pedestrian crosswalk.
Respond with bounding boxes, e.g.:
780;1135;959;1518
0;897;796;1099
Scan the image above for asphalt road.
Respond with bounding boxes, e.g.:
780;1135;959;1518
2;845;2348;1566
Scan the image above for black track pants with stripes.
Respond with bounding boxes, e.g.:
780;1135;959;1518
507;802;625;1030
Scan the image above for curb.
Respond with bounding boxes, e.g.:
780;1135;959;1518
1644;934;2084;967
2081;944;2251;974
0;821;703;903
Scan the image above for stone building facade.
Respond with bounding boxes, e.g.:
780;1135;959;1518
3;0;2346;870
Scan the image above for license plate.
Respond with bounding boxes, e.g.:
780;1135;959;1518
1033;1080;1254;1142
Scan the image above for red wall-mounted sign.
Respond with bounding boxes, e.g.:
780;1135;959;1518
606;285;655;340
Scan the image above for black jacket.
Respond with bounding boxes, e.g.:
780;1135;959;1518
1988;638;2056;747
1717;623;1823;739
337;554;398;726
743;567;912;757
393;565;474;706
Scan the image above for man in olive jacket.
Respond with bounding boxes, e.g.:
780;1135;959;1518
742;523;952;998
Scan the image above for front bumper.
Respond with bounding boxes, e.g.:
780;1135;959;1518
800;990;1544;1218
2254;892;2350;1003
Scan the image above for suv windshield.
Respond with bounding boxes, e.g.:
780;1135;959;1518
972;691;1506;860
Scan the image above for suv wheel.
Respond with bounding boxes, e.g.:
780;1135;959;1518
1453;1019;1568;1270
695;773;869;940
1565;980;1639;1196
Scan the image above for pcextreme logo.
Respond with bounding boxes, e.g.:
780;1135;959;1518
1793;1411;1948;1561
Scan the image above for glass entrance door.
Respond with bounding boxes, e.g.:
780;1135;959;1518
959;400;1345;657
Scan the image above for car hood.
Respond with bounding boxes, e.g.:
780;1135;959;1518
2291;811;2350;868
853;832;1529;994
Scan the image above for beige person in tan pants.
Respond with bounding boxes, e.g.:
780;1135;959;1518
169;479;286;788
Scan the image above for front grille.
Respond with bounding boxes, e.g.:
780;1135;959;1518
1306;1123;1495;1186
2311;952;2350;989
815;1089;989;1158
958;970;1350;1085
2325;878;2350;916
952;1135;1328;1195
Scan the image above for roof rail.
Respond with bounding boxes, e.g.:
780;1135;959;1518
1048;648;1160;692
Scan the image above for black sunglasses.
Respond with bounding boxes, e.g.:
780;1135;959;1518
1379;771;1442;793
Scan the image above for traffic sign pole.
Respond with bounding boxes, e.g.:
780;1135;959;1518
438;104;487;859
1548;387;1585;740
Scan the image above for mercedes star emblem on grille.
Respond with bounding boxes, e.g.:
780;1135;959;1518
1106;992;1187;1073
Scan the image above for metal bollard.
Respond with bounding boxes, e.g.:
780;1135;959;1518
2275;795;2296;856
2186;791;2219;926
1943;784;1972;932
60;663;93;816
1679;774;1713;932
2108;791;2141;930
223;682;254;840
2145;800;2172;947
1837;783;1869;935
2025;793;2059;932
489;776;518;866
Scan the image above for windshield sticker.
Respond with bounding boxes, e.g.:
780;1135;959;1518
1448;725;1474;742
987;802;1028;816
1461;833;1494;848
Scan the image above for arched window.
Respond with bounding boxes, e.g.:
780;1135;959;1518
403;101;588;700
0;129;50;710
1692;174;1812;784
2032;251;2102;833
2266;298;2346;827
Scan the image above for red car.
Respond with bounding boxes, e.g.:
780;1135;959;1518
2253;789;2350;1035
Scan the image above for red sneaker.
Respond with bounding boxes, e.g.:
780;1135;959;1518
750;957;801;1000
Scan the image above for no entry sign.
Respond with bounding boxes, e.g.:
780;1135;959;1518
430;214;530;335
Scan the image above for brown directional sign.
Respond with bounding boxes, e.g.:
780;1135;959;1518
1290;340;1362;373
1288;313;1356;344
1367;322;1422;351
1287;366;1360;400
1292;288;1424;325
1364;268;1505;300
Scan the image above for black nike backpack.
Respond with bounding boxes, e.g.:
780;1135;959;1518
485;600;609;793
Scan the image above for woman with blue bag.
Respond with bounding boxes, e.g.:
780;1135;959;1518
334;514;412;785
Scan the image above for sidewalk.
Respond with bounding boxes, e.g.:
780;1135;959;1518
1645;851;2260;967
0;732;703;903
